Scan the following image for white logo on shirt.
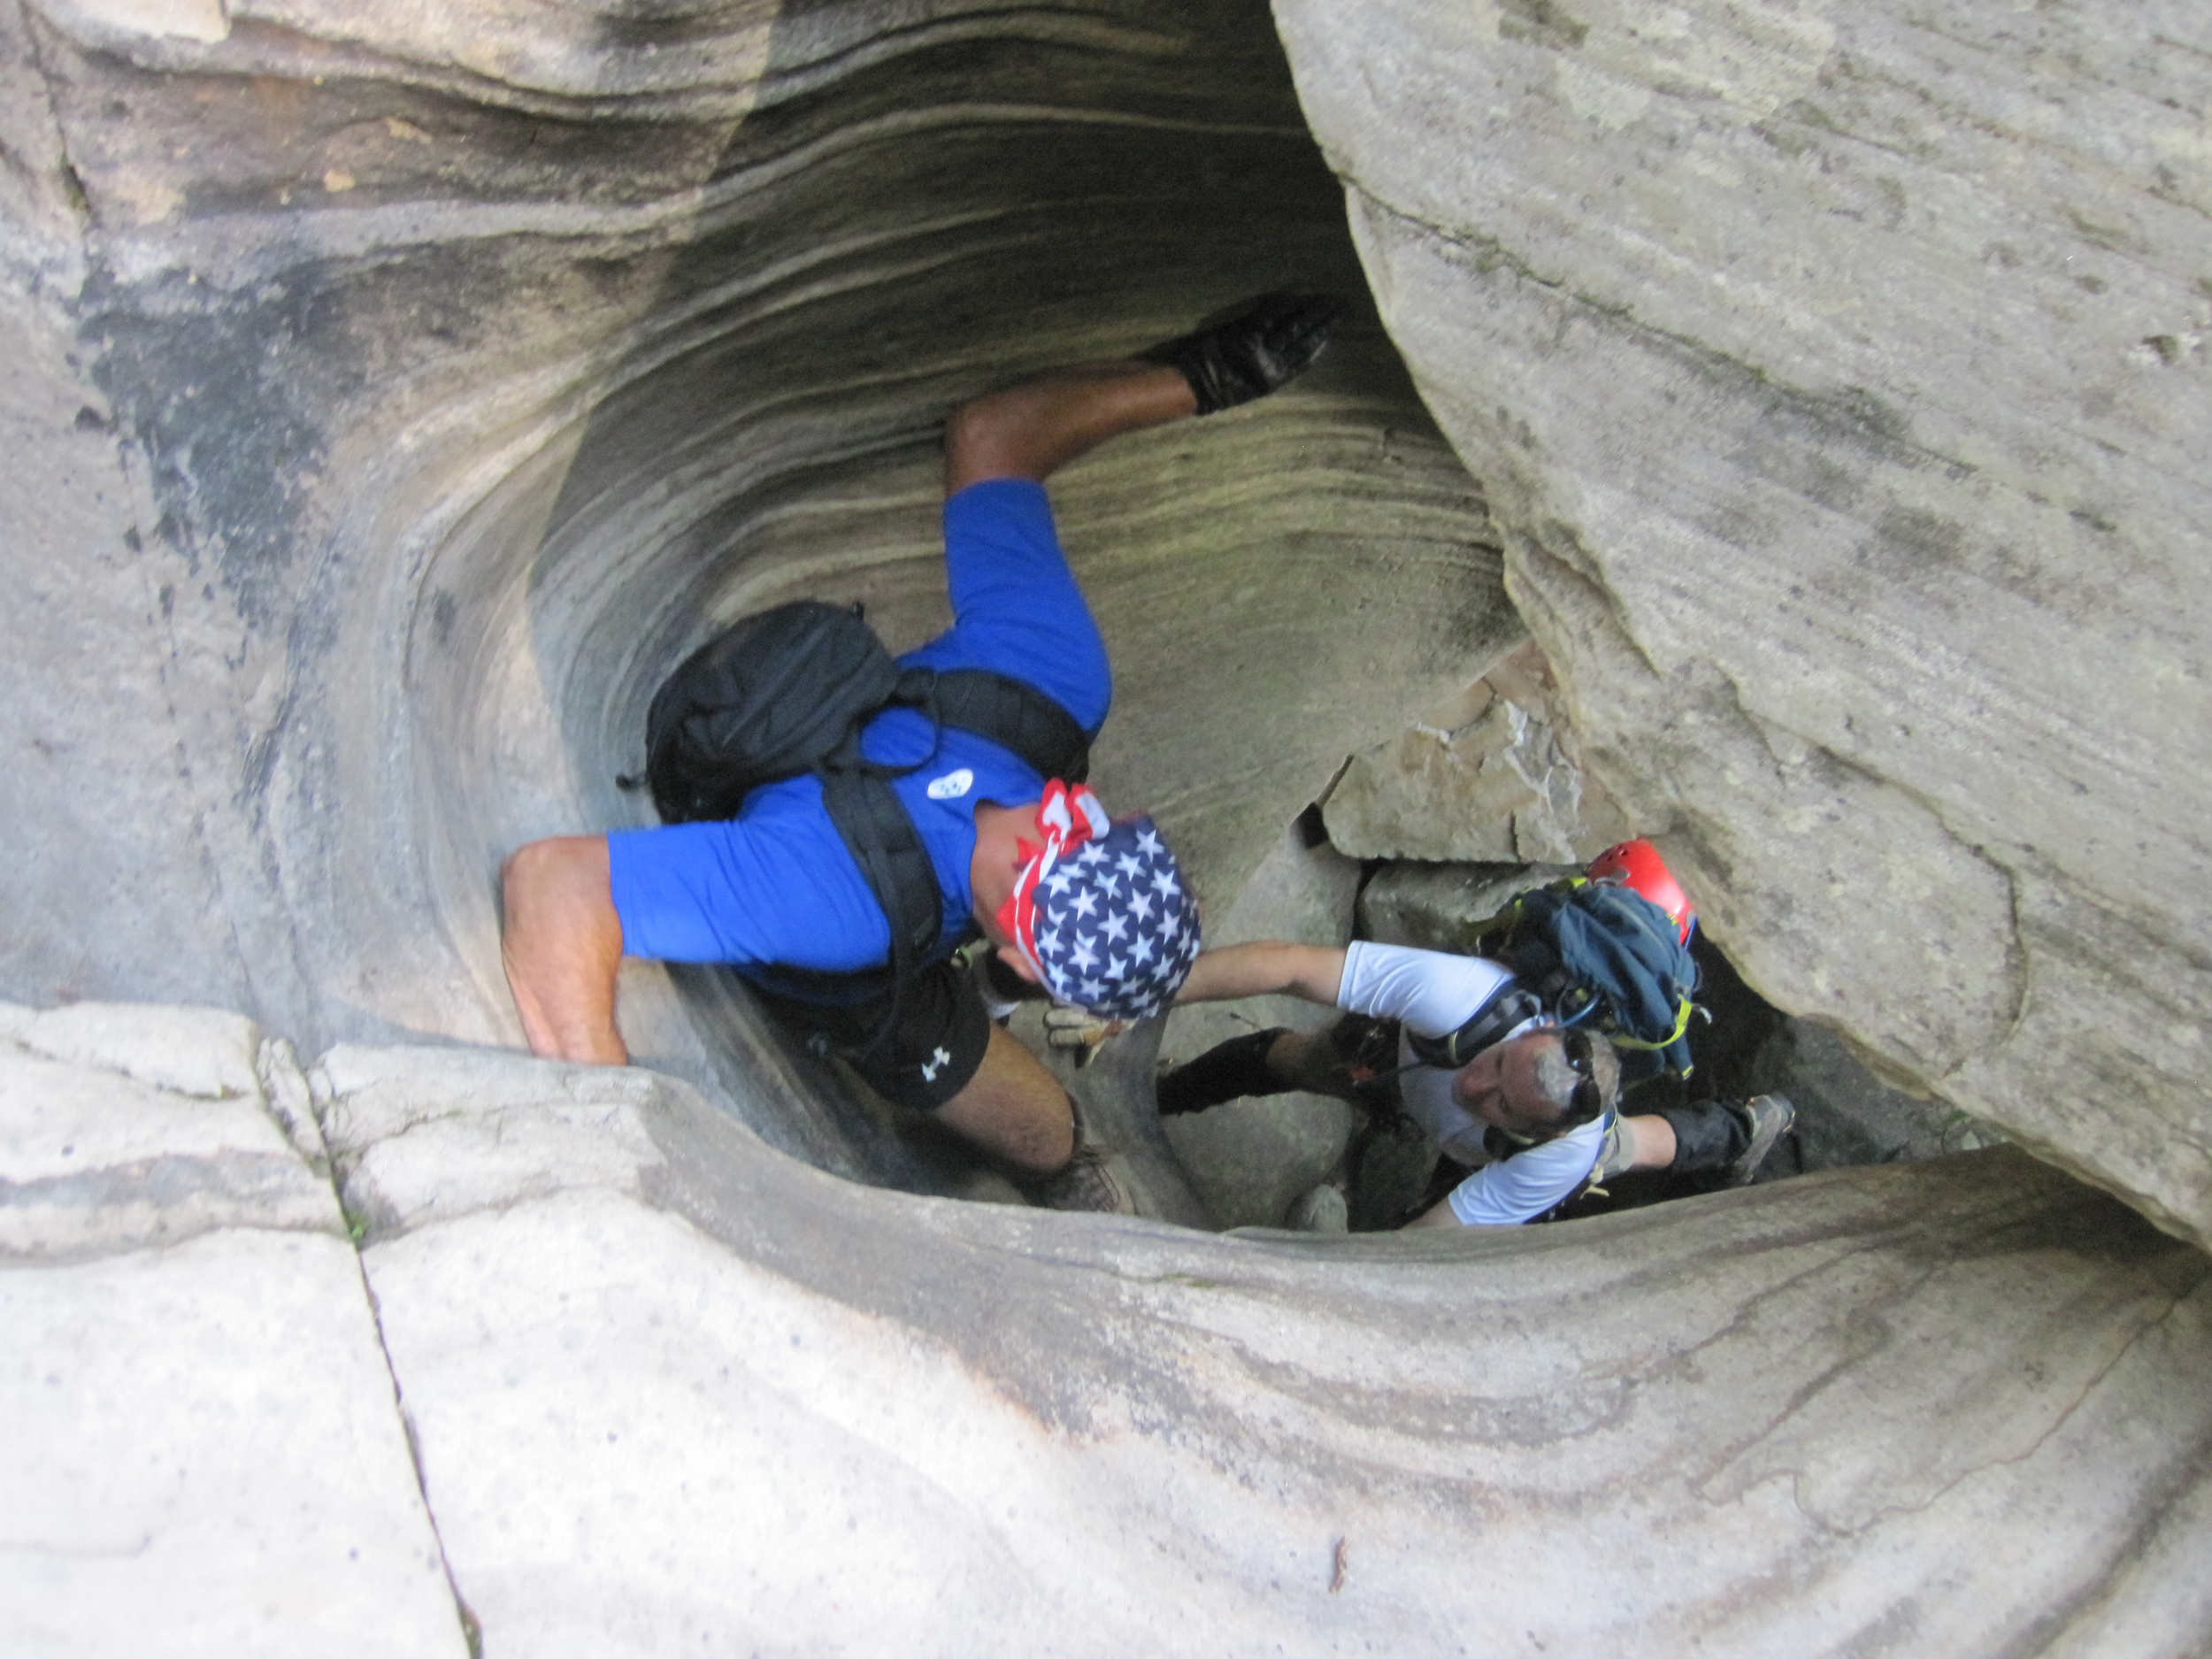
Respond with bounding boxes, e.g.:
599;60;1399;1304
926;768;974;801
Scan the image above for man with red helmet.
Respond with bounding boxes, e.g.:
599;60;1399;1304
1160;841;1793;1228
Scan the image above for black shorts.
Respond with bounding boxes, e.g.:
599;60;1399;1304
748;956;993;1111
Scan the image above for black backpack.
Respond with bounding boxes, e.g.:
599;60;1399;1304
628;600;1094;1041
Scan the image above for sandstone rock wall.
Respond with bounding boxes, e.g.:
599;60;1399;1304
0;0;1512;1185
1274;0;2212;1248
10;1006;2212;1655
6;0;2212;1647
0;1003;470;1657
1321;640;1635;863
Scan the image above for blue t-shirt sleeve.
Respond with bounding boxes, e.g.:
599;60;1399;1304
604;813;889;972
900;478;1110;733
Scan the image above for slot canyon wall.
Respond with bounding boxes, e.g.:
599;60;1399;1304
1276;0;2212;1248
3;1;2209;1655
0;0;1512;1179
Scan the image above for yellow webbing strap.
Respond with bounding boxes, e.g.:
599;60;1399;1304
1609;995;1697;1052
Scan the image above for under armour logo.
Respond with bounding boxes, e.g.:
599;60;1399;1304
920;1046;953;1082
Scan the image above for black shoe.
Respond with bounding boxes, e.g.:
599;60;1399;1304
1724;1094;1795;1186
1139;292;1344;415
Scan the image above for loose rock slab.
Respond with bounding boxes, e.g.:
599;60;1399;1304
319;1038;2212;1656
1323;641;1633;864
0;1003;467;1659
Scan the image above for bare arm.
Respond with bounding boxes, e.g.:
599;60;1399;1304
1404;1196;1514;1231
944;361;1195;492
1175;941;1348;1008
501;835;628;1064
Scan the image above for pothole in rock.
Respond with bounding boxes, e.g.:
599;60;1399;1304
358;4;1979;1233
360;1;1522;1208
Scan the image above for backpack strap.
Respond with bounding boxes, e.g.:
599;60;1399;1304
1402;977;1546;1070
923;667;1094;783
817;766;945;1059
814;668;1090;993
756;667;1094;1055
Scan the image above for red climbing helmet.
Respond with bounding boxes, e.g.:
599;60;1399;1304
1586;839;1695;943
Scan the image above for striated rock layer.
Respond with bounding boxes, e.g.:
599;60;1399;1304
1274;0;2212;1248
4;0;2210;1649
319;1038;2212;1657
0;0;1509;1180
12;1012;2212;1655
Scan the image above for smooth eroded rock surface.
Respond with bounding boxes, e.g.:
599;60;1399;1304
1274;0;2212;1248
4;0;2211;1647
316;1038;2212;1656
1;0;1513;1188
0;1006;467;1658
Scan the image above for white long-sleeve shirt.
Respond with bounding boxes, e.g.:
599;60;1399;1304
1336;941;1603;1225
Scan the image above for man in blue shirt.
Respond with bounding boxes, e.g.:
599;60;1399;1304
500;296;1340;1210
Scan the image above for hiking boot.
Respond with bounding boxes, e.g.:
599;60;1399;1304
1025;1143;1136;1214
1018;1095;1136;1214
1139;292;1344;415
1725;1094;1795;1186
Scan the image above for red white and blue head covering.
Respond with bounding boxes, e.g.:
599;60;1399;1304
995;780;1200;1020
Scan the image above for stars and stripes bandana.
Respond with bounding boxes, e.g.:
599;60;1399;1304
995;780;1200;1020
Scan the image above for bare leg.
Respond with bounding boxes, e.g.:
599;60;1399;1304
502;835;628;1064
933;1022;1077;1172
944;361;1196;493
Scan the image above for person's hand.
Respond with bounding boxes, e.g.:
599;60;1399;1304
1044;1005;1128;1067
1138;292;1344;415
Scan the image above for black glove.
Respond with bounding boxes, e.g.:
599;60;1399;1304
1139;292;1344;415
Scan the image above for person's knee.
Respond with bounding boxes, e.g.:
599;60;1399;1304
1010;1095;1076;1171
934;1027;1077;1171
1268;1029;1338;1094
1281;1025;1373;1102
958;1077;1072;1172
500;839;554;926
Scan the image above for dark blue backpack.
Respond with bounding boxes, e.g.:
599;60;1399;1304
1405;879;1701;1081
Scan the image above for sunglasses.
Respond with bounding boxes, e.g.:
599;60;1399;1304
1560;1027;1605;1119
